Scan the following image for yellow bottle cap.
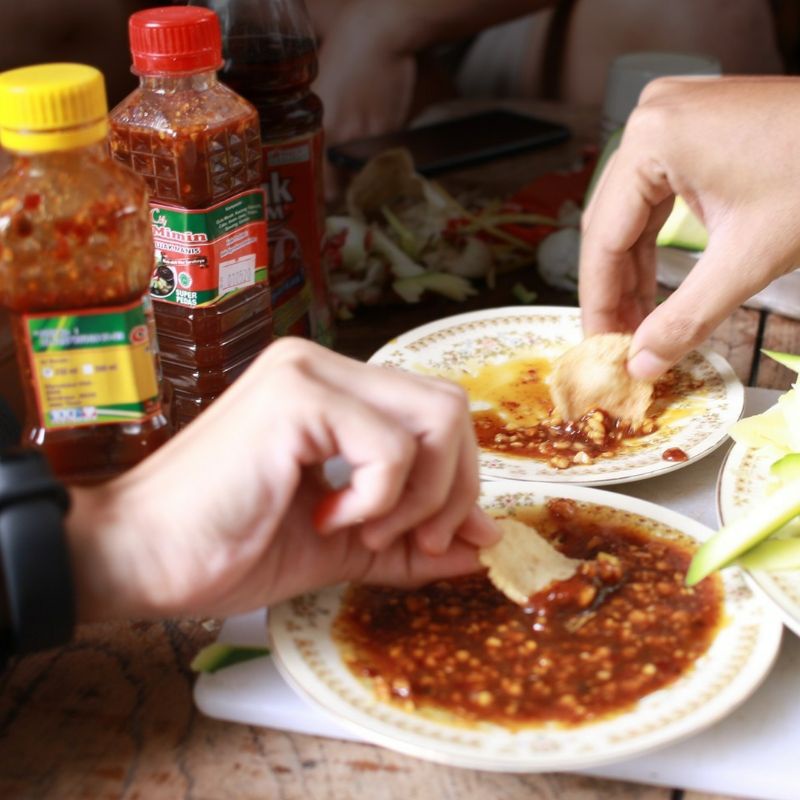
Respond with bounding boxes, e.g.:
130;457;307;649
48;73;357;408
0;63;109;154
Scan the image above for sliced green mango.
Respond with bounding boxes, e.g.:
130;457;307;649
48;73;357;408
762;349;800;374
686;479;800;585
738;538;800;571
656;196;708;251
190;643;270;674
771;453;800;483
584;130;708;251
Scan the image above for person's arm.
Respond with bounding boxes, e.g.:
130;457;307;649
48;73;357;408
369;0;550;54
579;76;800;379
65;338;499;622
313;0;553;145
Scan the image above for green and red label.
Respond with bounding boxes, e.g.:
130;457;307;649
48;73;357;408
23;295;163;429
149;188;269;307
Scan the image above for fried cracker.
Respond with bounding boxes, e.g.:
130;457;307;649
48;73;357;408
479;518;581;605
547;333;653;423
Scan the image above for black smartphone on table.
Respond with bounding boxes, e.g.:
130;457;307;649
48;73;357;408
326;109;571;176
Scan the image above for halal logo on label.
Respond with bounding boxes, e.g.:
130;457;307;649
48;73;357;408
130;325;148;345
179;272;192;289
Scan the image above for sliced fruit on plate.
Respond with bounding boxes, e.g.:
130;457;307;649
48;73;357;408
738;538;800;571
686;479;800;585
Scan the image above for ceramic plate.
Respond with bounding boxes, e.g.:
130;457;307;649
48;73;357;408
369;306;743;486
718;442;800;637
269;481;781;773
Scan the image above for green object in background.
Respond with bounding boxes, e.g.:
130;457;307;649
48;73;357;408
585;128;622;205
585;128;708;251
512;282;538;304
656;196;708;250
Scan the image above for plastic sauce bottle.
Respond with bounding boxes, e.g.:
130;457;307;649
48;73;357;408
191;0;333;344
0;64;170;483
109;6;273;429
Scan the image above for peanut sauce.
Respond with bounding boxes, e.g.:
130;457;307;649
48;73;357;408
335;499;723;729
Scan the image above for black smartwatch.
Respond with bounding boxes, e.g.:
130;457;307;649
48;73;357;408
0;449;74;663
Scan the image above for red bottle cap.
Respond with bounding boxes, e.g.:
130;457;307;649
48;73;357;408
129;7;223;75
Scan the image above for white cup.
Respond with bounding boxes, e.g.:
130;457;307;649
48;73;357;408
601;52;721;142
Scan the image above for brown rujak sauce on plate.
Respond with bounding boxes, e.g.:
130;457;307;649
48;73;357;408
335;498;723;728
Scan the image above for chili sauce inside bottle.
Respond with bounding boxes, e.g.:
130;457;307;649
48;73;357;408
192;0;333;344
0;64;171;483
109;6;273;429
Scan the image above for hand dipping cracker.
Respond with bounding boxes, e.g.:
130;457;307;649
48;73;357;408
547;333;654;424
479;518;582;605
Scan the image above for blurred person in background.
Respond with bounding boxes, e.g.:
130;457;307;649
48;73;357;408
0;1;791;145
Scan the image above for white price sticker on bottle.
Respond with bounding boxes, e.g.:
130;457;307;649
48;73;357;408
219;254;256;295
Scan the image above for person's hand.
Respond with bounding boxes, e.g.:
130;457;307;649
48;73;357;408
580;76;800;379
66;339;499;621
314;2;417;147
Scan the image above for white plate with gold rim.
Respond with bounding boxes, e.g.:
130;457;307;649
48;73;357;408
718;441;800;638
269;481;782;772
369;307;743;486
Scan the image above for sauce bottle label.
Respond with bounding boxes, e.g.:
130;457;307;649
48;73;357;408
149;188;269;307
264;131;326;338
22;296;163;429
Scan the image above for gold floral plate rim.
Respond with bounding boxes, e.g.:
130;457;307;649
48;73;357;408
368;306;744;487
717;441;800;638
268;481;782;773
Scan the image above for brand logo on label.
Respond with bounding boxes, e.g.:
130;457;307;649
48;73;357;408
150;209;209;243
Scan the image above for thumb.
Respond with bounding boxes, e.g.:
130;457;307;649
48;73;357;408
627;238;771;380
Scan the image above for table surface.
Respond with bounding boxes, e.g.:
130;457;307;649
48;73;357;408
2;101;799;800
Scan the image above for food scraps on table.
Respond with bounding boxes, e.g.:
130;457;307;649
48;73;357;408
322;148;595;317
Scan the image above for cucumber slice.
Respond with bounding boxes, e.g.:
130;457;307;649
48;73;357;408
738;538;800;571
191;643;270;674
686;479;800;585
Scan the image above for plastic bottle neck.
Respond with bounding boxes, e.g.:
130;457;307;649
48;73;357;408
6;139;108;168
138;69;219;95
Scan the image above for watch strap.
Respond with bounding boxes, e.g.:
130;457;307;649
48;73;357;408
0;497;75;654
0;450;69;514
0;450;74;658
